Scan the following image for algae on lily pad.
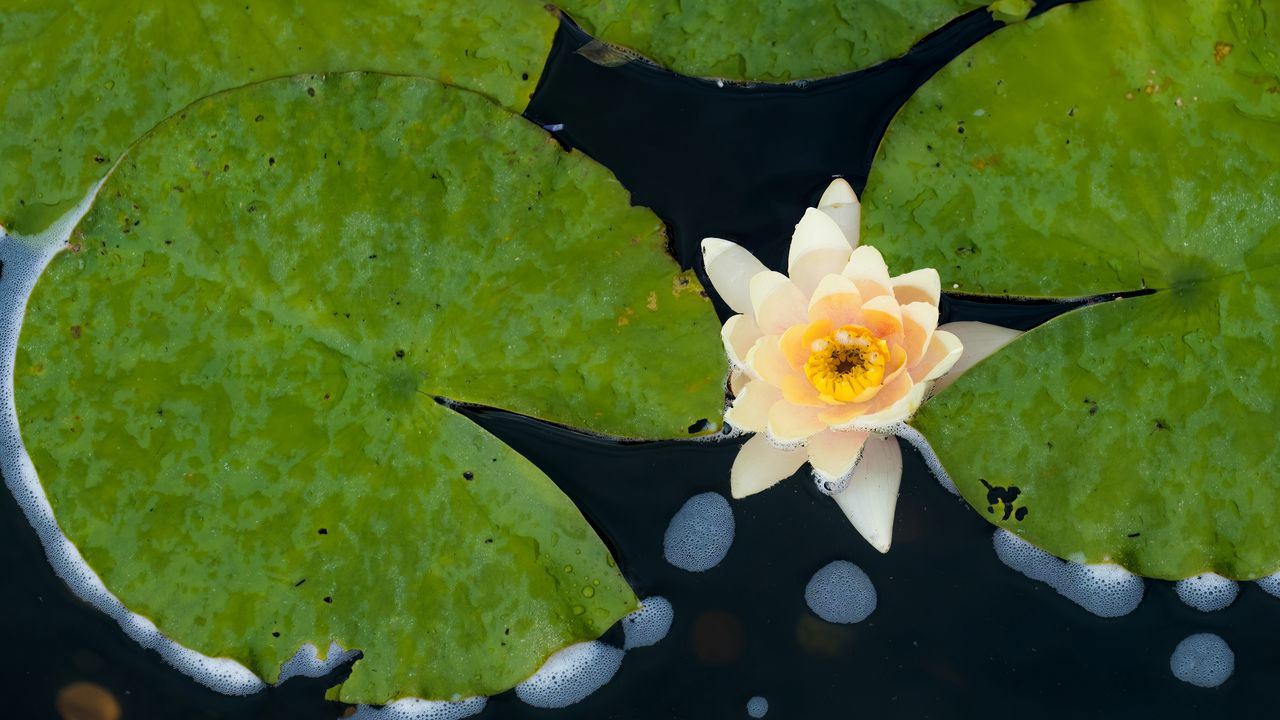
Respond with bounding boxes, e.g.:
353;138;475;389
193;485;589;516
863;0;1280;579
14;72;726;702
0;0;558;235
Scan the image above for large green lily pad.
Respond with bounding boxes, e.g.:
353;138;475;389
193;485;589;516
557;0;1027;83
863;0;1280;579
0;0;558;235
14;72;725;701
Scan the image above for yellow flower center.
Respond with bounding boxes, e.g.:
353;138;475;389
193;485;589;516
803;325;889;402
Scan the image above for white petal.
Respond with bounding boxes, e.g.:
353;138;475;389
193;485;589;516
818;178;861;247
725;381;781;433
731;433;807;499
721;314;762;371
807;429;870;485
729;368;748;396
702;237;767;314
749;271;809;334
931;321;1022;392
891;268;941;307
831;435;903;553
788;208;853;296
842;245;893;300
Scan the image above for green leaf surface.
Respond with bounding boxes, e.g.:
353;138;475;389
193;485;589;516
0;0;557;235
557;0;1003;83
864;0;1280;579
14;72;726;701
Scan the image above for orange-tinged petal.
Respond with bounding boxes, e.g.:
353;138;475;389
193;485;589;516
779;323;812;369
750;271;809;334
931;321;1021;392
900;301;938;366
882;343;909;386
788;208;852;296
721;314;762;371
730;434;807;498
781;372;827;408
701;237;766;314
842;245;893;300
818;398;869;427
910;329;964;382
808;274;862;327
891;268;941;307
825;373;910;430
745;335;795;388
767;400;827;445
832;435;902;553
725;381;782;433
807;429;870;486
846;379;928;431
856;295;903;342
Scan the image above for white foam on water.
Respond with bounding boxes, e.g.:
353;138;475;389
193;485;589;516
1174;573;1239;613
514;641;625;709
278;641;361;682
348;697;487;720
803;560;876;624
1256;572;1280;599
894;424;958;496
622;596;673;650
663;492;735;572
993;529;1144;618
1170;633;1234;688
746;696;769;718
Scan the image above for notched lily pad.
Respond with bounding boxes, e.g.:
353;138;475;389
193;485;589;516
14;72;725;702
556;0;1019;83
0;0;559;234
865;0;1280;579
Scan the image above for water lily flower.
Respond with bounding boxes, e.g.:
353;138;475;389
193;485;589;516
702;179;1018;553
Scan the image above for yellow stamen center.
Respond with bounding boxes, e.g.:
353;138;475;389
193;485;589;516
803;325;889;402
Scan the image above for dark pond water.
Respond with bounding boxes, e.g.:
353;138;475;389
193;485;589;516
4;3;1276;718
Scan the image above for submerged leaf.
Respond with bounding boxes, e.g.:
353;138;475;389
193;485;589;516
864;0;1280;579
0;0;558;234
14;72;725;701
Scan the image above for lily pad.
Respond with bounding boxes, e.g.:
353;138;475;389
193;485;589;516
0;0;558;235
557;0;1015;83
863;0;1280;579
14;72;725;702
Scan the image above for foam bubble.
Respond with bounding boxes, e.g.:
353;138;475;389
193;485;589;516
895;425;958;495
1175;573;1239;612
278;641;360;682
1256;572;1280;599
663;492;735;572
0;181;271;696
623;596;673;650
1170;633;1234;688
993;530;1144;617
747;695;769;718
515;641;624;709
804;560;876;624
348;697;487;720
